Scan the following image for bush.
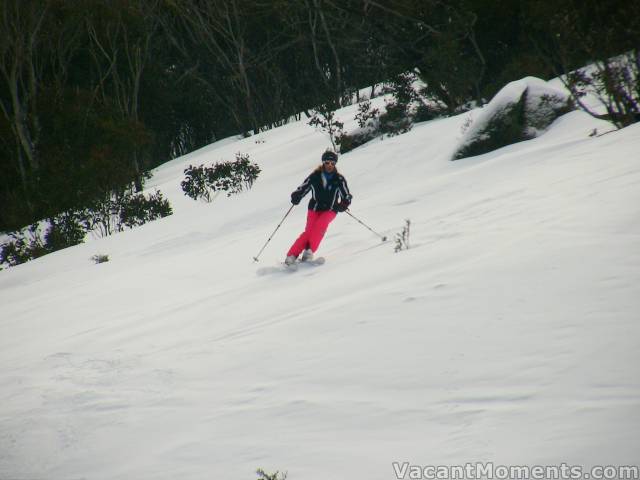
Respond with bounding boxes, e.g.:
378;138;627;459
454;97;527;160
308;104;344;151
45;211;87;251
338;74;442;153
564;53;640;129
337;130;378;154
91;254;109;264
181;152;261;202
119;190;173;229
0;213;85;268
336;101;381;153
355;100;380;129
379;101;413;136
413;102;449;123
0;189;173;268
82;189;173;237
337;102;413;153
0;226;48;267
394;219;411;253
452;77;573;160
256;469;287;480
378;73;416;137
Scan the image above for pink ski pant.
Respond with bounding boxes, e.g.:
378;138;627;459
287;209;337;257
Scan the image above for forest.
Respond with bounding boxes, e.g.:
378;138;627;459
1;0;638;235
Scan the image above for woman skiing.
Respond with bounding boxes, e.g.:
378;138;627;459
285;150;352;265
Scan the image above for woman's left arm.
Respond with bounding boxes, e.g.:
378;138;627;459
338;175;353;204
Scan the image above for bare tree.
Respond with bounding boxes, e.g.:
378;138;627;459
0;1;49;181
0;0;83;197
167;0;262;133
85;0;161;190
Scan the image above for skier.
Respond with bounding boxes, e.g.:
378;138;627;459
285;150;352;265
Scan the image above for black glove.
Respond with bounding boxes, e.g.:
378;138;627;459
335;201;350;212
291;192;302;205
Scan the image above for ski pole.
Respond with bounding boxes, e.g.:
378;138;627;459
253;205;295;262
345;210;387;242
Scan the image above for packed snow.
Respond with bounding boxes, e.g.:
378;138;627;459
1;86;639;479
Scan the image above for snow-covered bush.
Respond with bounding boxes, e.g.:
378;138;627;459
338;100;415;153
452;77;573;160
338;74;447;154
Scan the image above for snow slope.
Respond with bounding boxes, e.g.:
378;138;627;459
1;94;640;479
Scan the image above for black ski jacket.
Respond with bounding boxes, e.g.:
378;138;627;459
292;170;352;212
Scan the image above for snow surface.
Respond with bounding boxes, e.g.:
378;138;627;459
1;92;640;479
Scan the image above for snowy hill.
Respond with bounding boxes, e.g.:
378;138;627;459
1;90;640;479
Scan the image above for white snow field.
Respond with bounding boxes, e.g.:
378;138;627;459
1;90;640;480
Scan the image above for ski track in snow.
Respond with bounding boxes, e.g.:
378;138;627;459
1;93;640;480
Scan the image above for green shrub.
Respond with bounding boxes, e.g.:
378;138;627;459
308;103;344;151
337;130;378;154
83;189;173;237
337;101;381;153
413;102;449;123
1;189;173;268
355;101;380;129
181;152;261;202
0;213;84;268
0;226;47;267
45;211;86;251
119;190;173;229
379;101;413;136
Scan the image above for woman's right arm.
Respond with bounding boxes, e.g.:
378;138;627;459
291;174;313;204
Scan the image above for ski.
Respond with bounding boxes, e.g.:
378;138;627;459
299;256;325;266
284;256;325;270
256;257;325;276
